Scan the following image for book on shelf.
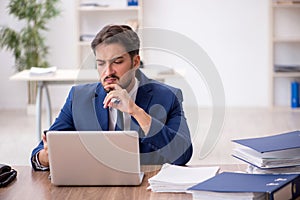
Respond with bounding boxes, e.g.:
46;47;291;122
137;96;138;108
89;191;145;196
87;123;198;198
188;172;300;200
79;34;95;42
79;0;108;7
273;0;300;4
274;64;300;72
80;0;132;8
291;81;300;108
232;130;300;169
127;0;138;6
147;163;219;193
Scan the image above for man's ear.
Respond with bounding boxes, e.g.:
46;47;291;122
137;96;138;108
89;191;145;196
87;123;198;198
133;55;140;69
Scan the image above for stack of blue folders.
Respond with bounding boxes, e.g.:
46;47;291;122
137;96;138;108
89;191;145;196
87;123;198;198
187;131;300;199
187;172;300;200
231;130;300;174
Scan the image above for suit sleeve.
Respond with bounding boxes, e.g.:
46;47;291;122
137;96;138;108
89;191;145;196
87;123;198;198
139;88;193;165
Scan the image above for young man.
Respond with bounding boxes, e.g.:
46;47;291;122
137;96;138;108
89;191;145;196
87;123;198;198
31;25;193;170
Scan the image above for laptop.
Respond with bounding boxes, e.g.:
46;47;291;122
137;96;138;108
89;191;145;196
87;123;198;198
47;131;144;186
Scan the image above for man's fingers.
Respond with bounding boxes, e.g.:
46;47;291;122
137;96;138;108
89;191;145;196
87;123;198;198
42;134;47;142
103;84;121;92
103;90;118;108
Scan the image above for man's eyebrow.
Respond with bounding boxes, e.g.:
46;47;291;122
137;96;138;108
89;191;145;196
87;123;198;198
96;54;126;62
110;55;124;62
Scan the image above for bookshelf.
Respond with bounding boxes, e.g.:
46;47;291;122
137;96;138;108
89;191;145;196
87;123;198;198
271;0;300;109
76;0;143;68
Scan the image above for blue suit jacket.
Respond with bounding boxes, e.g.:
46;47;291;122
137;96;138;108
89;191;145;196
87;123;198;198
31;70;193;169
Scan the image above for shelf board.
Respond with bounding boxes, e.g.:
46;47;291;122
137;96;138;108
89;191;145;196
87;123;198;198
272;106;300;112
273;72;300;77
273;36;300;42
78;6;140;12
273;2;300;8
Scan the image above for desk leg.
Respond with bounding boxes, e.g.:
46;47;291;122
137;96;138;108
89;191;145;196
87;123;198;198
36;82;43;141
44;84;52;127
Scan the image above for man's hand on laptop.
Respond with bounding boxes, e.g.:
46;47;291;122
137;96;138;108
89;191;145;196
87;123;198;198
38;134;49;167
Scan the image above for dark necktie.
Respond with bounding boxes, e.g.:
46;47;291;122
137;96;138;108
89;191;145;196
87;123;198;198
115;110;124;131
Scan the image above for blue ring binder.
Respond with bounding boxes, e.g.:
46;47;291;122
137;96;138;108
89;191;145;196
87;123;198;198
291;81;299;108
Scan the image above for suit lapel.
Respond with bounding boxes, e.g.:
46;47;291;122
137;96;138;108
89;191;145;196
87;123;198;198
135;84;152;111
130;83;153;133
94;84;109;131
135;69;153;110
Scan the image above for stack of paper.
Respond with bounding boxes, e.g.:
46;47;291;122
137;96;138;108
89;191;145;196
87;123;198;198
30;66;57;76
188;172;300;200
147;163;219;193
232;130;300;174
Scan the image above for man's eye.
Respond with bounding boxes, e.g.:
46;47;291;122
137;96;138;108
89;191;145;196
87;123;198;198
97;62;105;66
114;60;123;64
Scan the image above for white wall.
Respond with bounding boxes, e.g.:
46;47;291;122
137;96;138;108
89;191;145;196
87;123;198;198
143;0;270;107
0;0;27;109
0;0;77;110
0;0;270;109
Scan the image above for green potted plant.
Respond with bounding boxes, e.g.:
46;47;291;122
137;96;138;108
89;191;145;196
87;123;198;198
0;0;60;104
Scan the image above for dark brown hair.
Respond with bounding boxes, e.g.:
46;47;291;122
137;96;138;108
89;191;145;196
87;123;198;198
91;25;140;59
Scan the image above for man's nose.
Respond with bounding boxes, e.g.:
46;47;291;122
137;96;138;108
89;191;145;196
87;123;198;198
104;63;115;75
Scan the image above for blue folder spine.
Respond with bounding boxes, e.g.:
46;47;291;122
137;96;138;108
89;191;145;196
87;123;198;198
127;0;138;6
291;81;299;108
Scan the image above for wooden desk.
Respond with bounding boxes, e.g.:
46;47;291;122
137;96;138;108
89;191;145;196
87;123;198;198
0;165;245;200
9;68;176;141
